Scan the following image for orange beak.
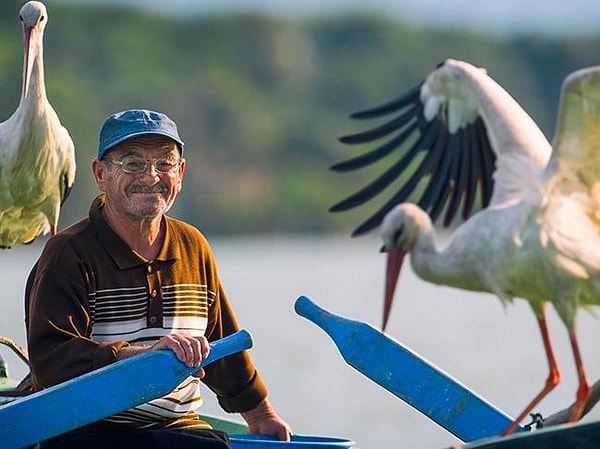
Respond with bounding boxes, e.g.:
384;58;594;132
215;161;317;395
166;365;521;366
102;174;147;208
383;247;405;331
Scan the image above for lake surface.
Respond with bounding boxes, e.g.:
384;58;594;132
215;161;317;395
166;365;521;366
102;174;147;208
1;235;600;448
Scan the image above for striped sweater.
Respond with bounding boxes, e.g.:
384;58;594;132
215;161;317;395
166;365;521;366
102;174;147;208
25;194;267;429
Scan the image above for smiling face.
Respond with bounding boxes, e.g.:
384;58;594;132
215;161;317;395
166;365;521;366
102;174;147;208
93;135;186;221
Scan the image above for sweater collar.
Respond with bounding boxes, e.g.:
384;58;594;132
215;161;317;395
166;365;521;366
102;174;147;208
89;194;179;269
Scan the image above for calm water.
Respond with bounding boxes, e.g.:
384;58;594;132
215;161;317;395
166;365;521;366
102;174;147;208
1;235;600;449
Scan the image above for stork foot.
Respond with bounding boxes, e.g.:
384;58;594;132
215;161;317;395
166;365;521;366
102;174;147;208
568;382;591;422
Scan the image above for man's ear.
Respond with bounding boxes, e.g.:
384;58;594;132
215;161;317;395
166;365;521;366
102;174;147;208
91;158;108;191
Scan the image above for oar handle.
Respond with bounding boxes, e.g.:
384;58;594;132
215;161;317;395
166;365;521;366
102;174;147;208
201;329;253;369
294;295;343;335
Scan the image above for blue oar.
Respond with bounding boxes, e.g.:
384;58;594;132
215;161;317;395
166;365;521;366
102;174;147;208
0;329;252;449
294;296;523;442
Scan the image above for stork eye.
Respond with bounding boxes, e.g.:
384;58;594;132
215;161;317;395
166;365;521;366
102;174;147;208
392;224;404;245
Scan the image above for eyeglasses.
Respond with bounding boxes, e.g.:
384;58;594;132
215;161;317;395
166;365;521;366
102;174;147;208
107;156;182;174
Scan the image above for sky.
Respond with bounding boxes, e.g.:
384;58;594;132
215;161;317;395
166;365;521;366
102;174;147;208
54;0;600;37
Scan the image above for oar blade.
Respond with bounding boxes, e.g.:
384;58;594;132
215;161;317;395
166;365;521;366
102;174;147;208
294;296;520;442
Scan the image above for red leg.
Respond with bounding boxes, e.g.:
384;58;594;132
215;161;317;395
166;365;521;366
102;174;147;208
567;330;591;422
502;312;560;436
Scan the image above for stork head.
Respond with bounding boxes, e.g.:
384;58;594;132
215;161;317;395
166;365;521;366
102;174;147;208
19;1;48;99
380;203;431;331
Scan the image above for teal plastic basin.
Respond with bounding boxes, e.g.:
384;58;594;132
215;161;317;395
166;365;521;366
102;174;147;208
228;434;355;449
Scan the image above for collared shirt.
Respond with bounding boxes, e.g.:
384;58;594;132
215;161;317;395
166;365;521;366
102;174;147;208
26;194;267;428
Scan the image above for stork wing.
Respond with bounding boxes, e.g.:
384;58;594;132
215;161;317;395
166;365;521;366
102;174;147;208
57;125;76;205
331;59;552;236
551;65;600;191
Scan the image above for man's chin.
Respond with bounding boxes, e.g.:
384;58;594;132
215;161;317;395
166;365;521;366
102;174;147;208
124;202;166;218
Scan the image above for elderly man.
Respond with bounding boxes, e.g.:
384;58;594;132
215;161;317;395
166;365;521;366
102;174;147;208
26;109;291;449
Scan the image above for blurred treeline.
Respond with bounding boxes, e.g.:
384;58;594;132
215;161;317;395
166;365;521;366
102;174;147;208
1;0;600;237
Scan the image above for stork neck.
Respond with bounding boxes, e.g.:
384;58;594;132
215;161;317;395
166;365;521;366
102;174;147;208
411;235;488;292
409;233;437;278
20;34;47;108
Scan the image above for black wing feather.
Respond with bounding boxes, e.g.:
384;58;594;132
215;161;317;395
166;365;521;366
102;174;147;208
422;130;456;223
60;171;73;205
350;82;423;119
330;114;438;213
350;117;448;235
443;129;467;226
476;118;495;206
461;124;480;219
338;106;420;145
331;75;497;236
331;113;423;172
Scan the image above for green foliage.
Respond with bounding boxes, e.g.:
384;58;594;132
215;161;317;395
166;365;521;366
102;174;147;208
2;4;600;236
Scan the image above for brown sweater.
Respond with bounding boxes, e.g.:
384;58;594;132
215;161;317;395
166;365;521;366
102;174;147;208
25;194;267;427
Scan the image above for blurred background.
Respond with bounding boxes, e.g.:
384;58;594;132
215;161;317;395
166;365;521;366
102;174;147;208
2;1;600;448
2;0;600;237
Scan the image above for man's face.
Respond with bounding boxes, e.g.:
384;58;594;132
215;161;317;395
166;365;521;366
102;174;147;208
93;135;186;220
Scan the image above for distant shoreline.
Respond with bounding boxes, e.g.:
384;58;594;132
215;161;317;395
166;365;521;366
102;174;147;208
53;0;600;37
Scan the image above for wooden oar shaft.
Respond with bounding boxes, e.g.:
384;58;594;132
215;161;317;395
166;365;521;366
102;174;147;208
295;295;521;442
0;329;252;449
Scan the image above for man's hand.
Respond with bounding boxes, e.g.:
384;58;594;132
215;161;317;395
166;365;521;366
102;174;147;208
241;399;292;441
117;333;210;378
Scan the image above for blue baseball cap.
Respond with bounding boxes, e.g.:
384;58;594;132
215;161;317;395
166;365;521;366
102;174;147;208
98;109;184;159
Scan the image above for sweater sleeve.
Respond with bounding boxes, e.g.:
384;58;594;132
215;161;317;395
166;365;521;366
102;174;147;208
26;258;128;390
202;283;269;413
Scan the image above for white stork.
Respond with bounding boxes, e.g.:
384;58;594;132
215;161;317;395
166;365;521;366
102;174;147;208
0;1;75;248
331;59;600;435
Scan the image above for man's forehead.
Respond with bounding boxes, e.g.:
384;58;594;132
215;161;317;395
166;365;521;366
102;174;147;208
111;135;179;155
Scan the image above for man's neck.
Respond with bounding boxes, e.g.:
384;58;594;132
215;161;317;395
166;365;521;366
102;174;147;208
102;204;164;261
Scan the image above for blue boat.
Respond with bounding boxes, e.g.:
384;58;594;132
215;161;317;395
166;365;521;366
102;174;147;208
0;298;598;448
0;330;354;449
